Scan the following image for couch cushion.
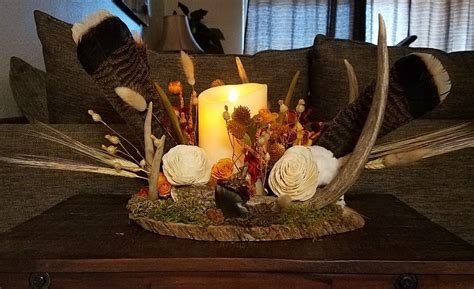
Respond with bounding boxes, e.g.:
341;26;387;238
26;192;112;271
9;57;49;123
34;10;310;124
310;35;474;121
0;124;142;233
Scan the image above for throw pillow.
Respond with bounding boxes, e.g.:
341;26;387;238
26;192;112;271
34;10;124;124
34;10;310;125
310;35;474;121
9;57;49;123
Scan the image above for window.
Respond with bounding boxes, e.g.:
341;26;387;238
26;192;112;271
245;0;473;53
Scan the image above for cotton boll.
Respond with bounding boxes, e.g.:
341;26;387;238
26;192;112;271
309;146;340;186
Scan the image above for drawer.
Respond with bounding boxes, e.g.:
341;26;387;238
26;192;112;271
1;272;473;289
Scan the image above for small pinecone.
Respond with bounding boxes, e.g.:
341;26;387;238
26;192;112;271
206;208;225;225
211;79;225;87
227;120;246;139
268;142;286;164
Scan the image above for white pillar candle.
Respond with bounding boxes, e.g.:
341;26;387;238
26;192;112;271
198;83;267;166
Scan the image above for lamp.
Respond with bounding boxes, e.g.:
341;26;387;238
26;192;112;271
160;15;204;53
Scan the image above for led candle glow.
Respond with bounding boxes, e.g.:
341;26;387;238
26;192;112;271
198;83;267;166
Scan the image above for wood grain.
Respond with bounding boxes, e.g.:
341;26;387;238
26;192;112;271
0;194;472;275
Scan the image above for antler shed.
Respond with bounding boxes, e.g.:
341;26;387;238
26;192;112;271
308;15;389;209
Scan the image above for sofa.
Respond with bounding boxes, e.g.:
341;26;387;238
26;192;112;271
1;11;473;244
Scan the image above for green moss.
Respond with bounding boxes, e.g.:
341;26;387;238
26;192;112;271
127;195;342;227
128;196;212;226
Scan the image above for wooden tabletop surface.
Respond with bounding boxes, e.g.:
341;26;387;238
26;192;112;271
0;194;472;274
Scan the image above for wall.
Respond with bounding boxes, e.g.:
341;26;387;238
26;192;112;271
0;0;245;119
0;0;140;119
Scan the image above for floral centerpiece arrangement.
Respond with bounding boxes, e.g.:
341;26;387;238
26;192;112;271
2;12;472;241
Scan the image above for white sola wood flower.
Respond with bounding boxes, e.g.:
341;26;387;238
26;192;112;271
162;145;211;186
269;146;319;201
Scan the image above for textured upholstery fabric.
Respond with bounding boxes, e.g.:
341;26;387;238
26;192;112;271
310;35;474;121
0;123;472;244
9;57;49;123
0;124;142;233
148;49;310;110
34;10;310;124
351;119;474;245
34;10;124;124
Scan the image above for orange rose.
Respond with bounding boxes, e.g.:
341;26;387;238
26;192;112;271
259;109;279;124
211;158;234;180
157;172;172;197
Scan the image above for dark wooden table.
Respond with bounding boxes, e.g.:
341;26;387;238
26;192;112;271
0;194;473;289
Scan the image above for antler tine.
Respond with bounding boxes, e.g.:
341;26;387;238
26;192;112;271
309;15;389;209
344;59;359;104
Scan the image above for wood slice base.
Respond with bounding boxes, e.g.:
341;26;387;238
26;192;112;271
129;207;365;242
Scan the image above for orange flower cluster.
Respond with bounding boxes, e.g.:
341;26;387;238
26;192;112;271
258;109;279;124
167;80;197;145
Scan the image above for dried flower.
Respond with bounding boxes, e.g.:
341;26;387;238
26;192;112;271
270;124;296;144
135;187;149;198
168;80;183;95
232;106;251;125
227;120;246;139
268;142;286;164
244;153;262;183
264;153;271;161
212;158;234;180
296;99;306;113
102;144;117;155
259;109;279;124
252;114;263;123
114;87;147;112
279;100;289;113
296;104;305;113
211;79;225;87
105;134;120;144
285;110;298;126
294;123;312;146
180;50;195;86
88;110;102;122
206;208;225;225
157;172;171;197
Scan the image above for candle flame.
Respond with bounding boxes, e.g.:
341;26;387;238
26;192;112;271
229;89;238;103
